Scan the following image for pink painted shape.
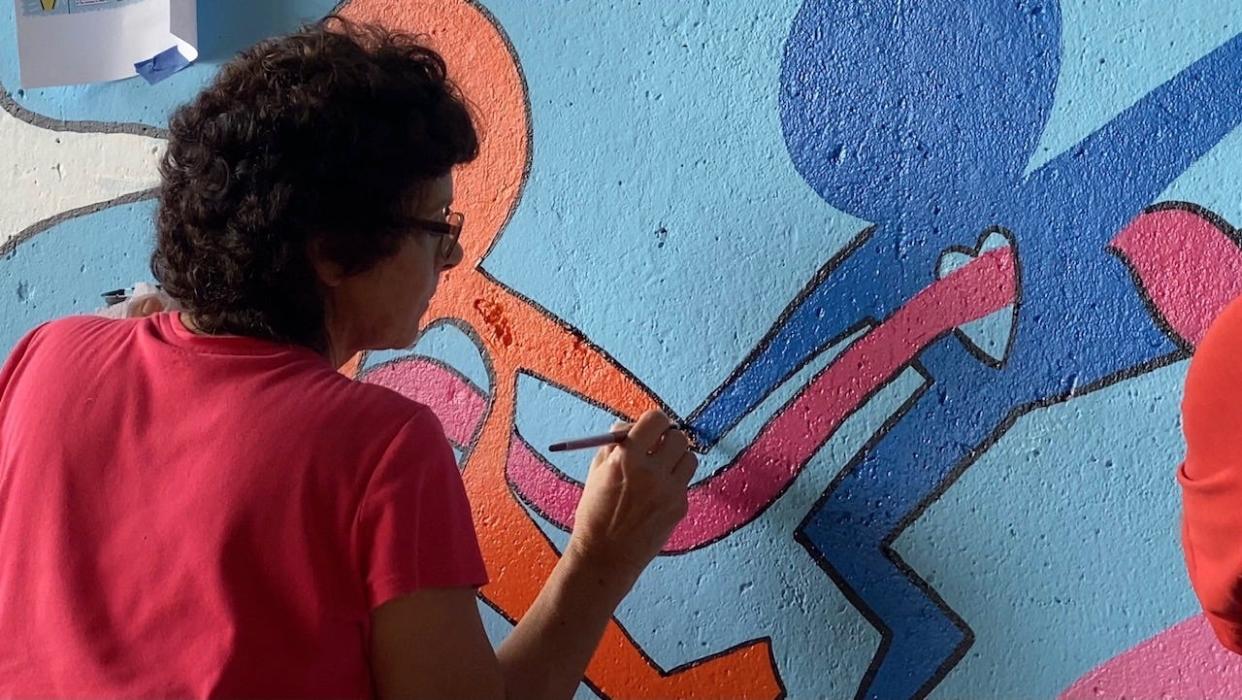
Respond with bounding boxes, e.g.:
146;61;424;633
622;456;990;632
507;435;586;525
508;247;1018;551
1111;206;1242;347
362;358;488;449
1060;615;1242;699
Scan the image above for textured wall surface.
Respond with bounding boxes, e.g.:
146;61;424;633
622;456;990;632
2;1;1241;698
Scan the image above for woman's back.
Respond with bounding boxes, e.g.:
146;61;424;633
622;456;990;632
0;312;484;698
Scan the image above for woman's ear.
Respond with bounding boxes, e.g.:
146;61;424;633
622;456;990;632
307;238;346;288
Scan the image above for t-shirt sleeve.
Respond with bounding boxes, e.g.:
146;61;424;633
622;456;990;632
1179;297;1242;654
353;407;487;610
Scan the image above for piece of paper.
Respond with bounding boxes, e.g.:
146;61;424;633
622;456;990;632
14;0;198;88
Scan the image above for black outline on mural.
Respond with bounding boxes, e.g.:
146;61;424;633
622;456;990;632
0;86;164;258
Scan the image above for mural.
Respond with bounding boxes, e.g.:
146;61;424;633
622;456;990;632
2;0;1241;698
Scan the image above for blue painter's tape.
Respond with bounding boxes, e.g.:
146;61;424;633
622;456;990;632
133;45;192;85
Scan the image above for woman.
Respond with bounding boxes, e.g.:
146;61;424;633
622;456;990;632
0;18;697;699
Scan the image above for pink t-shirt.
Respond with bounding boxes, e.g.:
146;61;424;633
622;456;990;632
0;313;486;698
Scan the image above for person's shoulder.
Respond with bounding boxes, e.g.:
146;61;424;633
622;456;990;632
1190;295;1242;378
17;314;121;353
36;313;110;335
1203;295;1242;346
1184;294;1242;428
314;367;442;434
310;374;454;476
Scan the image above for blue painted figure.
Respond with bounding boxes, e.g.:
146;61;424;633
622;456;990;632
687;1;1242;697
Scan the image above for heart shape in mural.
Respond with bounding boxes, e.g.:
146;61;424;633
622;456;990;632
936;229;1019;366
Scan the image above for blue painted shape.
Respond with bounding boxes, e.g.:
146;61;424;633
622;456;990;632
683;0;1242;695
798;340;1022;699
779;1;1061;223
134;46;193;85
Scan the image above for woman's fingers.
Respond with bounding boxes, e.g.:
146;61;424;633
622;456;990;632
589;420;632;469
672;450;699;486
653;428;690;471
623;410;672;454
126;294;166;318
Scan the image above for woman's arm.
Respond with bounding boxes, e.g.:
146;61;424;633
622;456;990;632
369;549;630;700
371;410;696;699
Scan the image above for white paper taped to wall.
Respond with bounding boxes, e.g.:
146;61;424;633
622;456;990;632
14;0;198;88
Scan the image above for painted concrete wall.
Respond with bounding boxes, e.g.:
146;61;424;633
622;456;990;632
3;1;1241;697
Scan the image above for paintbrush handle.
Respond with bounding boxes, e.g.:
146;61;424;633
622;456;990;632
547;428;631;452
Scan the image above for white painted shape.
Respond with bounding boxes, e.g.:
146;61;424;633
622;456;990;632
0;105;163;248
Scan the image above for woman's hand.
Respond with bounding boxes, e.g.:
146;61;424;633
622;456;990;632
93;283;176;319
124;294;168;317
565;410;698;585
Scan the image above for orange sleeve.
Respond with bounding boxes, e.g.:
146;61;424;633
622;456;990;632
1180;295;1242;654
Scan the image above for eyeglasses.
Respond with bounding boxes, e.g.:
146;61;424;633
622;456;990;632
409;210;465;260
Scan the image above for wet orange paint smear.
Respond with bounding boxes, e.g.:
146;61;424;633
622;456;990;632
472;297;514;347
339;2;780;697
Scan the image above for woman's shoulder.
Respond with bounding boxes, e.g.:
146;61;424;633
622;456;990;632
11;314;125;358
36;313;112;337
1188;295;1242;387
304;364;443;435
1183;294;1242;468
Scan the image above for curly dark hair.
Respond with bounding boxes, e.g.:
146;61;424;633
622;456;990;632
151;16;478;351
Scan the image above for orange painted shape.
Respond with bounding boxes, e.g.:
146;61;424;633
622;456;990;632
337;352;364;379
